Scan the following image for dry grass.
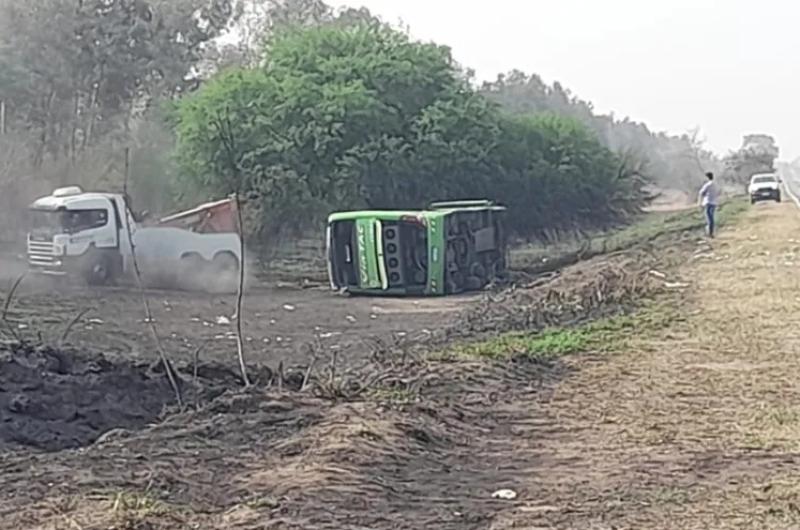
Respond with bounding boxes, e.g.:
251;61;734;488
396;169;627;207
499;201;800;529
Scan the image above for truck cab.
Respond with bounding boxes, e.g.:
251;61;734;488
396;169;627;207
27;186;242;291
28;187;128;281
327;200;507;296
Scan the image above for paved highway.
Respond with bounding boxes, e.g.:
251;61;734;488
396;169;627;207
780;164;800;206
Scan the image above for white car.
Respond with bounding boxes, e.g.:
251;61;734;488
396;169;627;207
748;173;781;204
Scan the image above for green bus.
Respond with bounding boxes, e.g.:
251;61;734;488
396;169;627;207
327;200;508;296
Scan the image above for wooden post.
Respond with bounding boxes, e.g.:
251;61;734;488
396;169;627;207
0;99;6;135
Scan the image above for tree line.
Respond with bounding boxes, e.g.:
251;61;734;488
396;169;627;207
172;24;646;239
0;0;742;243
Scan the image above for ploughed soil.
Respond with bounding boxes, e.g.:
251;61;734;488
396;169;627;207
0;272;477;369
0;342;270;452
4;201;800;529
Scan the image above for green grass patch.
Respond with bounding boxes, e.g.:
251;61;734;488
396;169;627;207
437;303;682;363
716;197;749;226
367;386;418;404
453;328;590;361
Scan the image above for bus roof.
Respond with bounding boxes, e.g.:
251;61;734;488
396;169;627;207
328;204;506;223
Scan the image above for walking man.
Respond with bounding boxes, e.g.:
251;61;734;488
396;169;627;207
699;171;720;237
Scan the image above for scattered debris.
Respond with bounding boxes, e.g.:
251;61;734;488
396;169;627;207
283;304;297;312
346;315;357;323
691;252;715;262
648;270;667;280
665;281;690;289
216;316;231;326
492;489;518;500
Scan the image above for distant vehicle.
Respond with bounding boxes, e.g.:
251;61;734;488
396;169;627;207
26;186;241;291
327;200;508;296
748;173;781;204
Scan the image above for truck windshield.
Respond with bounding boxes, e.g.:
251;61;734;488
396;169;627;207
30;210;63;232
29;208;109;235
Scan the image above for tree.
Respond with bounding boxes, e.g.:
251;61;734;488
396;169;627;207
0;0;240;164
207;0;382;67
173;24;645;239
481;71;721;194
173;25;465;219
723;134;779;186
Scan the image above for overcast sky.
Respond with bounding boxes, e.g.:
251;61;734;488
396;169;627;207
328;0;800;160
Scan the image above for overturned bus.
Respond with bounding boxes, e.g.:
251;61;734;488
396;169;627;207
327;200;507;296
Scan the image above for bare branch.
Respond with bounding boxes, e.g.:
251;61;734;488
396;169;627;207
1;274;26;342
233;191;251;386
59;307;91;345
213;106;251;386
122;147;183;408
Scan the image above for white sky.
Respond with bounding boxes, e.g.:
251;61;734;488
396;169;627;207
328;0;800;160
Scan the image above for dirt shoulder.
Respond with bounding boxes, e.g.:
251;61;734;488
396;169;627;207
7;201;800;529
497;201;800;529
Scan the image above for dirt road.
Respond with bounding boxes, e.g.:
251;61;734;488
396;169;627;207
0;275;476;368
5;201;800;529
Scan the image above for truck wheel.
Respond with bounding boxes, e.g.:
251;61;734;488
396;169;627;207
213;252;240;275
84;252;113;286
179;253;206;291
212;252;240;293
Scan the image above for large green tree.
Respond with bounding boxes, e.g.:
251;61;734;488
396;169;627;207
173;24;645;238
174;25;480;227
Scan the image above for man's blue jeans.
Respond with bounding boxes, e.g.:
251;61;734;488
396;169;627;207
705;204;716;237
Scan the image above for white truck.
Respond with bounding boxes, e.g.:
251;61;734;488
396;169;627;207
747;173;782;204
27;186;242;291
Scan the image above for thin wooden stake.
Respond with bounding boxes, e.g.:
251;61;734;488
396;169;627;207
123;147;183;408
233;191;251;386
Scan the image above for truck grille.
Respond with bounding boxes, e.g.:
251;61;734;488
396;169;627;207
27;238;63;271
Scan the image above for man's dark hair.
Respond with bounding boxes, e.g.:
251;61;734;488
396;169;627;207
705;172;714;180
